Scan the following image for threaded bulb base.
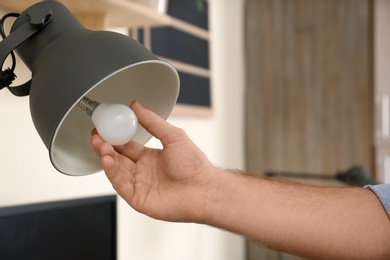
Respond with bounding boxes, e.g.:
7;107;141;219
77;96;100;116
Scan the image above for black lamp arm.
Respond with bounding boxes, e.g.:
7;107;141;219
0;5;52;96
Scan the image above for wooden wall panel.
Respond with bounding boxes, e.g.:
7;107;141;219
245;0;373;259
245;0;373;176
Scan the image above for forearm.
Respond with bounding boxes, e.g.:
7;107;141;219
202;168;390;259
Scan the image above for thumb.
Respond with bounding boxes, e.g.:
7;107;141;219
130;101;185;145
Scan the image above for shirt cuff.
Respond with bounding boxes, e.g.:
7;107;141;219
364;184;390;218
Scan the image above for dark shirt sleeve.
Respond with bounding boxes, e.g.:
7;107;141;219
364;184;390;218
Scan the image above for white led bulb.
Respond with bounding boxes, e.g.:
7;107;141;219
78;97;138;145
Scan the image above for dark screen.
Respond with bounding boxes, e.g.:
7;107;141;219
0;195;116;260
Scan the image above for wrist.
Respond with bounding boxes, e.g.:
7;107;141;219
199;168;251;228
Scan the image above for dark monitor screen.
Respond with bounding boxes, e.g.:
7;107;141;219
0;195;117;260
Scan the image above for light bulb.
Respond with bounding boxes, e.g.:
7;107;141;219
78;96;138;145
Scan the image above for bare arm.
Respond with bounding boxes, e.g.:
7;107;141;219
91;101;390;260
205;170;390;259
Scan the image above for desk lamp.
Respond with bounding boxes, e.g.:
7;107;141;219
0;1;180;176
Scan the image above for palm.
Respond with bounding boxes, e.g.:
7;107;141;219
106;136;211;222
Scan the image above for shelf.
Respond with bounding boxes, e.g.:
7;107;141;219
0;0;165;28
0;0;209;39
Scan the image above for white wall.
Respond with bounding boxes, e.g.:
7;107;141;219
0;0;245;259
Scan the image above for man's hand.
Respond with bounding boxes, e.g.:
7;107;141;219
90;101;216;223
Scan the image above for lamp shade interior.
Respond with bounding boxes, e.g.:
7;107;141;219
51;60;179;176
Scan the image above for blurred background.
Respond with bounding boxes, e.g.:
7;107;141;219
0;0;245;259
0;0;388;259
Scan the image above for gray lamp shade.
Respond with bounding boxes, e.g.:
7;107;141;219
10;1;179;176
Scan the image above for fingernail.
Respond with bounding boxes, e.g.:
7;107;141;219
131;100;143;109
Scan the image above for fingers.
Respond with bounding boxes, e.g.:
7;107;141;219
114;141;146;162
91;125;147;162
90;129;104;157
90;131;117;168
90;135;135;184
130;101;186;146
99;142;116;170
98;142;136;198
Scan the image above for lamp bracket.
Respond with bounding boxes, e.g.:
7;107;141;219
26;5;52;27
0;5;52;96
